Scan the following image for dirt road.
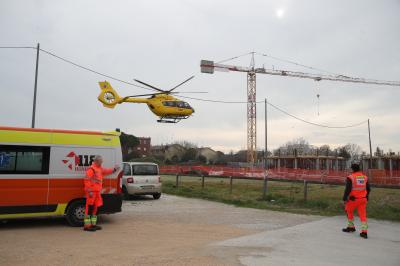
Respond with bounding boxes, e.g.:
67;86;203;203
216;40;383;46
0;194;318;265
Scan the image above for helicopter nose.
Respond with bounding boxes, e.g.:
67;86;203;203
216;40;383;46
191;107;195;113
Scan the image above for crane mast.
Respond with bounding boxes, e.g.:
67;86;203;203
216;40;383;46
247;53;257;163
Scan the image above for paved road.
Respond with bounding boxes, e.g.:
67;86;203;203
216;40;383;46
0;194;399;265
216;216;400;266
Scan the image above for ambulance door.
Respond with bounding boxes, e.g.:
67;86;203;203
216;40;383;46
0;145;50;213
48;146;115;204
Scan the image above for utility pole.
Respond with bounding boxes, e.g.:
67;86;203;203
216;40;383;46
264;98;268;169
262;98;268;198
368;119;373;169
31;43;40;128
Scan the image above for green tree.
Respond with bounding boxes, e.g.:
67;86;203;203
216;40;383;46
181;148;197;162
199;155;207;164
171;155;179;164
119;132;140;161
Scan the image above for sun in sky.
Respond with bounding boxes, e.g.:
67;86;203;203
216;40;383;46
276;8;285;18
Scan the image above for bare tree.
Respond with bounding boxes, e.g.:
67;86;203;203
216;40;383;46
173;140;198;149
342;143;363;160
375;146;383;156
276;137;313;156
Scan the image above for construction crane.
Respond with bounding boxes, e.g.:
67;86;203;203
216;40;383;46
200;53;400;164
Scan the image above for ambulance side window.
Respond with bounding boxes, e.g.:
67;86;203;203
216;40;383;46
123;164;132;176
0;145;50;175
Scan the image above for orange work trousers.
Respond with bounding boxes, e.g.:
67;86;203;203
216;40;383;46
345;197;367;230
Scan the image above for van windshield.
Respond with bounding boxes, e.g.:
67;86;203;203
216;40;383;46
132;165;158;175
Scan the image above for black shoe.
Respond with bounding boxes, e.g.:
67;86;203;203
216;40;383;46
83;227;96;232
360;232;368;239
93;225;102;230
342;227;356;233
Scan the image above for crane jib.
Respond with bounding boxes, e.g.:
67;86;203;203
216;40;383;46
200;60;400;86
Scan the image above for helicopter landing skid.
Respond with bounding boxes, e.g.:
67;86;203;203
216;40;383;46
157;116;189;123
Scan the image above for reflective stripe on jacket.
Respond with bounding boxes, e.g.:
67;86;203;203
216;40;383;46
84;163;114;192
348;171;368;198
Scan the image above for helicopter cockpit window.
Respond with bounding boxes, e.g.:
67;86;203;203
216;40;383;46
163;101;177;107
163;101;191;108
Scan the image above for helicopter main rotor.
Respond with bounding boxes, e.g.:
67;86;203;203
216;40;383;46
132;75;198;95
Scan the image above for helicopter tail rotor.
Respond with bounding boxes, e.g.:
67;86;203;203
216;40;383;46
98;81;122;108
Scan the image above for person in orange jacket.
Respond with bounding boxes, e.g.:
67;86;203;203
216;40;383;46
342;162;371;239
83;155;120;232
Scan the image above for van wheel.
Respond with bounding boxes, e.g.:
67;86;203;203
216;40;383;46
122;186;130;200
153;193;161;200
66;200;85;227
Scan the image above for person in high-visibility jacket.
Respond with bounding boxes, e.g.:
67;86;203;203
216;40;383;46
83;155;120;232
342;162;371;239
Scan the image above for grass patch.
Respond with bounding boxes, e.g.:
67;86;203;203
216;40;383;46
161;175;400;221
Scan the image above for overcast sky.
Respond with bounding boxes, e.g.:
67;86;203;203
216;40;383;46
1;0;399;153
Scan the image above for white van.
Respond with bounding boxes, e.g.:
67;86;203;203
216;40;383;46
122;162;162;199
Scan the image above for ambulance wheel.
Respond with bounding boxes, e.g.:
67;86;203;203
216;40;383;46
66;200;85;227
153;193;161;200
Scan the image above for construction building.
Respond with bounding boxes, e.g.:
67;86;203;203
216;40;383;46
266;155;347;171
361;155;400;177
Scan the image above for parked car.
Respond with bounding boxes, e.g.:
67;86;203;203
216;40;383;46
122;162;162;199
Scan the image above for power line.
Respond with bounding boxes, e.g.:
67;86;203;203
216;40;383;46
0;46;153;91
38;48;153;91
0;46;35;49
180;95;367;129
266;101;367;129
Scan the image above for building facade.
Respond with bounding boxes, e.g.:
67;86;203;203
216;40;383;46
134;137;151;157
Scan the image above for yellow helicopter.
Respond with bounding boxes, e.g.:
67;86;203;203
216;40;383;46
98;76;201;123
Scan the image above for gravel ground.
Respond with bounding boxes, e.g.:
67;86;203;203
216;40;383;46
0;194;318;265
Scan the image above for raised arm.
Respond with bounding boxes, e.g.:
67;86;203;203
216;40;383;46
102;167;114;176
102;165;120;176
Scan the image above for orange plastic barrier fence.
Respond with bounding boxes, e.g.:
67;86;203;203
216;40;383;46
159;165;400;187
